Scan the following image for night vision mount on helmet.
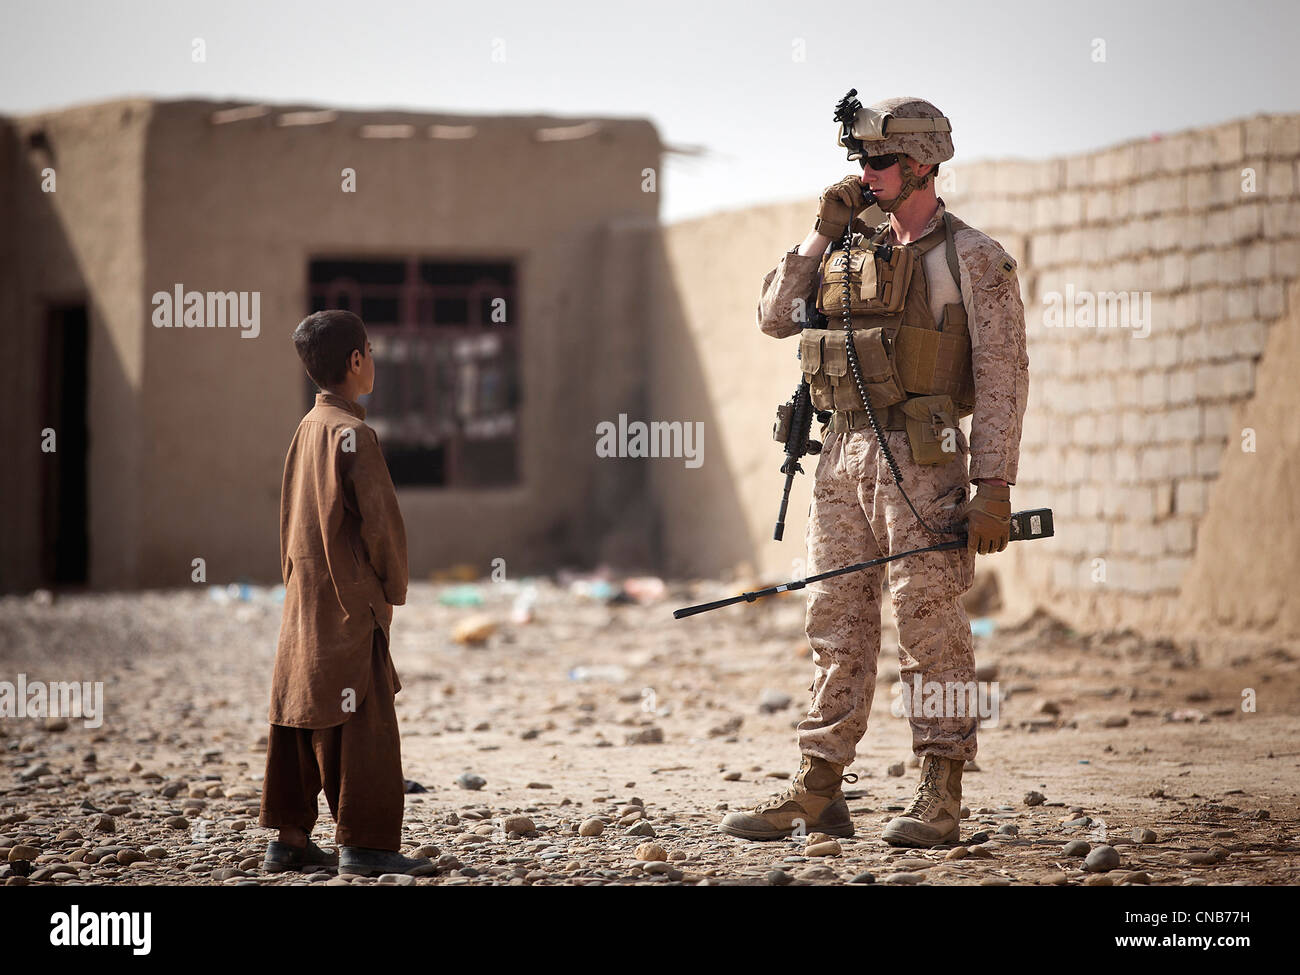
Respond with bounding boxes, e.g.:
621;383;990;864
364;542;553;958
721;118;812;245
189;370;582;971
834;89;953;213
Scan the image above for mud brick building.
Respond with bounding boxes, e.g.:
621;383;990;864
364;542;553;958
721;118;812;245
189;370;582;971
1;99;661;589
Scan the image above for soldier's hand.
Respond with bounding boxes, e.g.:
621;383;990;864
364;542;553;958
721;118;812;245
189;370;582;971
815;175;867;240
960;482;1011;554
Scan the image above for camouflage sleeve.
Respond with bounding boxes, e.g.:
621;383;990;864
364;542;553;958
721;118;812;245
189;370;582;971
757;246;822;338
957;236;1030;484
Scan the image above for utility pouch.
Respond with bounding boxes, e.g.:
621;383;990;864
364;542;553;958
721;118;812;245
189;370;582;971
850;326;907;409
819;243;914;317
799;329;843;411
798;330;830;411
773;403;792;443
800;327;906;412
900;394;960;466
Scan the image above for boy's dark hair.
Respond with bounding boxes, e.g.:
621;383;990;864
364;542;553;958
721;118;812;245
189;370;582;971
292;310;367;388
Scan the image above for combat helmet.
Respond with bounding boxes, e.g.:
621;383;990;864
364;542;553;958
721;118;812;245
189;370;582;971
835;92;953;212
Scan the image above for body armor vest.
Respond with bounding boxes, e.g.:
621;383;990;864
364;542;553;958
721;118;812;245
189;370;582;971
799;211;976;418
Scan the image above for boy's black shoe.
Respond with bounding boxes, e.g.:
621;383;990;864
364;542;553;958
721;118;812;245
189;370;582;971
339;846;435;877
263;839;338;873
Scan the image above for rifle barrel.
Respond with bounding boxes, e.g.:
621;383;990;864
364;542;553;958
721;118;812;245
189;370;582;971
773;470;796;541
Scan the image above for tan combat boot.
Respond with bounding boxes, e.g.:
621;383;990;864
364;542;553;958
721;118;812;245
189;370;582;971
718;755;857;841
881;754;963;847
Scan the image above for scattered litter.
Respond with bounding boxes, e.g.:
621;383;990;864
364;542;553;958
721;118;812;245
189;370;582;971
569;579;620;602
207;584;284;604
439;585;484;607
622;576;667;605
511;585;538;623
431;564;480;583
452;614;497;645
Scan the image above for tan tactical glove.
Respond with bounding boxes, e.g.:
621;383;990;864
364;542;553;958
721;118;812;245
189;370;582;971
814;175;867;240
960;482;1011;554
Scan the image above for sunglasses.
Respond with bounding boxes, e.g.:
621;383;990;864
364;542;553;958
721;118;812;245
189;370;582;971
860;153;900;171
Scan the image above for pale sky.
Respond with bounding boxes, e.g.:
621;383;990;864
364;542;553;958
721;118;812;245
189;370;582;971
3;0;1297;222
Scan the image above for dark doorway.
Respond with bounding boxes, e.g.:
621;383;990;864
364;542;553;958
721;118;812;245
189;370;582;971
42;304;89;585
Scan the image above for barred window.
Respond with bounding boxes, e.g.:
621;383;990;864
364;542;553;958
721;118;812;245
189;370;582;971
308;258;519;486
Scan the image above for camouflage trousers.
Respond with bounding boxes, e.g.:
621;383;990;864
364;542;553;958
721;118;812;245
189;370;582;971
797;424;978;766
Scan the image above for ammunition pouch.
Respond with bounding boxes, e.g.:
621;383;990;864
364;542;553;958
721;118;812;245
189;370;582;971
799;327;907;413
818;242;914;317
899;394;960;466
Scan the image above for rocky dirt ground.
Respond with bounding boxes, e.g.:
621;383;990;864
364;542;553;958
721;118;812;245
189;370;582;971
1;578;1297;887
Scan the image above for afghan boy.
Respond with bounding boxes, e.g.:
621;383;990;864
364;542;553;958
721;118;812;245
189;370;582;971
258;309;432;877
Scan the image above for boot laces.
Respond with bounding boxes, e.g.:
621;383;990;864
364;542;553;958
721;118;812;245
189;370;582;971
756;765;858;812
903;759;944;819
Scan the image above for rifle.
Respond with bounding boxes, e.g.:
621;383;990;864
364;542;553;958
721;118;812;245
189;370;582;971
674;508;1054;619
771;379;830;541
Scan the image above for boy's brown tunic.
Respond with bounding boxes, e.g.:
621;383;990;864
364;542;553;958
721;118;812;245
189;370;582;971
269;392;408;729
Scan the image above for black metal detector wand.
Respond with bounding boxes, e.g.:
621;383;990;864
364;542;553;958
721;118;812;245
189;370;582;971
674;508;1054;620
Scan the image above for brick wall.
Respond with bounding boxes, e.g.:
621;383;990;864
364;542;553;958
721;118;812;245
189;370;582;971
914;113;1300;637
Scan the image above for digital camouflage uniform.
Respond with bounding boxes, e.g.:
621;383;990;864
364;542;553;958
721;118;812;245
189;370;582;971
756;198;1029;767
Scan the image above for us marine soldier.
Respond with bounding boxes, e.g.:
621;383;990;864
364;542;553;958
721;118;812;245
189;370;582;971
720;95;1029;847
